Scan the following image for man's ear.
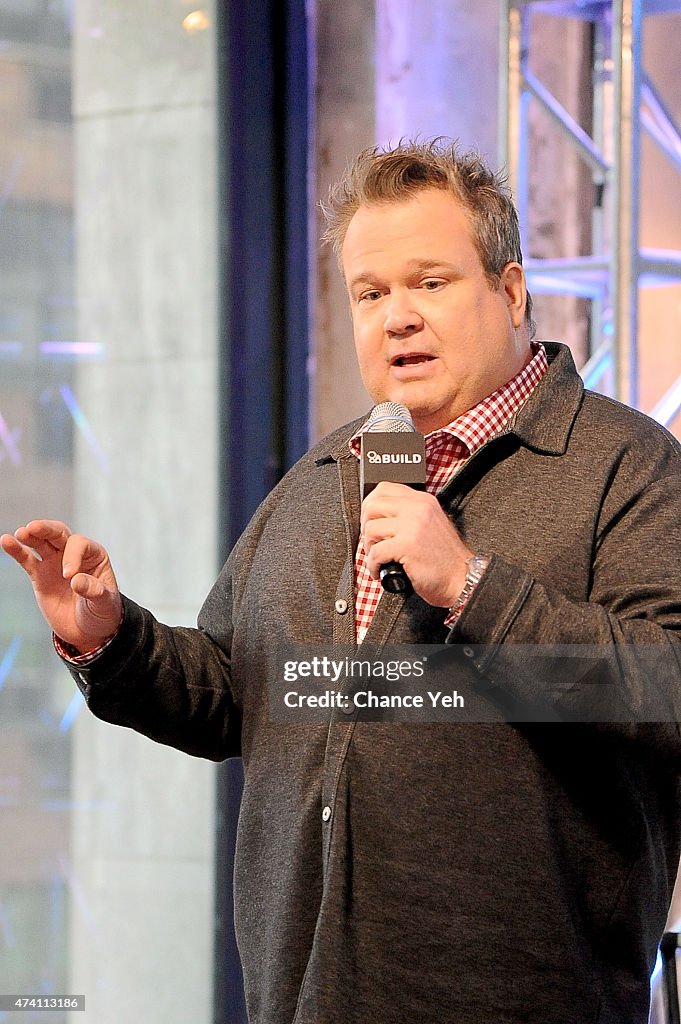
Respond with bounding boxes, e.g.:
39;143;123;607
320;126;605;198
499;262;527;329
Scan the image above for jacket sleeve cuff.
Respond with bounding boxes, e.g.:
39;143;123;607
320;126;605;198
445;553;534;669
62;596;150;698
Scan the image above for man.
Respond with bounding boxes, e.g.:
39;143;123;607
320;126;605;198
3;140;681;1024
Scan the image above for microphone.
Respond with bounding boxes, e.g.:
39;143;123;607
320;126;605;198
360;401;426;594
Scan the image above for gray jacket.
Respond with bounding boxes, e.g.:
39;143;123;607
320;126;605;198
71;344;681;1024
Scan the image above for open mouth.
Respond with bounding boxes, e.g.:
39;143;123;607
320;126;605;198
391;354;435;367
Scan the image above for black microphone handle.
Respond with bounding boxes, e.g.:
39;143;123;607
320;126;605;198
379;560;412;595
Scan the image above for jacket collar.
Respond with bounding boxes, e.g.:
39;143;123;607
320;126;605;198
505;341;584;456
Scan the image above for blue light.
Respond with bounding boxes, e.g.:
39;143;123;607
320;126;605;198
40;341;104;359
59;690;85;732
0;636;21;691
0;411;22;465
59;385;110;472
0;900;16;947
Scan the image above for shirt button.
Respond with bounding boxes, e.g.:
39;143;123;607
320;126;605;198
322;805;332;822
341;699;354;716
335;599;348;614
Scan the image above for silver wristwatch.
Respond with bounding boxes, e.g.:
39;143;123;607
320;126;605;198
447;554;490;620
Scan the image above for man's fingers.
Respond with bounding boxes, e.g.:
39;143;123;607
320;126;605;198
6;521;72;567
365;539;400;578
3;523;117;605
363;518;398;547
62;534;110;578
15;520;72;550
0;532;38;571
360;483;423;533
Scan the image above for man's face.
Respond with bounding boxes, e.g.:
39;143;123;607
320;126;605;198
341;188;532;433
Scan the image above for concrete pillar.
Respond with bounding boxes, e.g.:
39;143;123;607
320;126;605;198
311;0;376;441
375;0;500;159
69;3;217;1021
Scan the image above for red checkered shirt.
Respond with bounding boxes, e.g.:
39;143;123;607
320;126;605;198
349;343;549;642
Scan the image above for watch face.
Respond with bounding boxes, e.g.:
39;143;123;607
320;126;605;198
467;555;489;582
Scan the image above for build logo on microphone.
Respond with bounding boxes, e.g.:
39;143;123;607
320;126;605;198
366;451;423;465
360;432;426;495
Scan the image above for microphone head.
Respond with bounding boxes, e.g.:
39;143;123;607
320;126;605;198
365;401;415;434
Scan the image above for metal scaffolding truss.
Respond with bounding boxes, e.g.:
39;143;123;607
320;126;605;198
500;0;681;420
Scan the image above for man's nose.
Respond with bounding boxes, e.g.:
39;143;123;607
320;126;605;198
383;290;423;335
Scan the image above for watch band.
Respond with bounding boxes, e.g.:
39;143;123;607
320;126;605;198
447;553;490;623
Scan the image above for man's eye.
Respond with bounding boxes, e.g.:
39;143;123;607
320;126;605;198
422;279;445;290
359;290;381;302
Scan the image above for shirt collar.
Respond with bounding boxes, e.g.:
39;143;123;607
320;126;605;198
348;342;549;460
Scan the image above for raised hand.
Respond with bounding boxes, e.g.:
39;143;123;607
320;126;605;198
1;520;123;654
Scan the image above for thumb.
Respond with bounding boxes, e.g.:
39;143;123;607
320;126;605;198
70;572;109;600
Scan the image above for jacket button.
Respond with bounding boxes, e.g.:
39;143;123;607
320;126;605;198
322;805;332;822
335;599;348;614
463;646;475;658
